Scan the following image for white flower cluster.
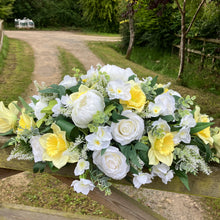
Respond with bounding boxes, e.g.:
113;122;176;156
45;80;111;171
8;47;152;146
2;64;219;196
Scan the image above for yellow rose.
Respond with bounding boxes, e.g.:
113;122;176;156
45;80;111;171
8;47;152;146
148;131;177;166
194;106;213;146
120;81;146;112
40;123;79;169
0;101;19;133
212;127;220;158
17;110;36;135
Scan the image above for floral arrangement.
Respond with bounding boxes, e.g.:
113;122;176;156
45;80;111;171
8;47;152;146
0;64;219;196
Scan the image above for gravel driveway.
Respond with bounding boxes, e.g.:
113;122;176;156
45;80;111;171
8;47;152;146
5;30;120;99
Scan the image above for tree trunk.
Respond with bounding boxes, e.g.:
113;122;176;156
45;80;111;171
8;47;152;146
125;14;135;60
178;11;186;80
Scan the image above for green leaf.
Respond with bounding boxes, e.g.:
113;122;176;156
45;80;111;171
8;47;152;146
41;99;57;114
101;148;107;156
139;150;149;166
30;96;38;105
33;162;46;173
175;170;190;191
134;142;149;152
111;110;128;123
161;115;175;122
119;145;131;164
129;166;139;175
190;122;214;134
0;138;15;149
55;116;79;140
150;76;158;87
155;88;164;96
191;136;212;162
19;96;33;113
68;82;81;93
129;148;142;169
47;161;59;172
0;129;14;136
128;75;136;81
39;84;66;98
104;104;116;116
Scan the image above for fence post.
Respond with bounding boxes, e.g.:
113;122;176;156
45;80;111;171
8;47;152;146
200;40;206;69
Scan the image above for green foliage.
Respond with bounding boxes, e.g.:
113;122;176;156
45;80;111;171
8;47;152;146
78;0;120;33
9;0;83;28
0;0;15;19
189;1;220;38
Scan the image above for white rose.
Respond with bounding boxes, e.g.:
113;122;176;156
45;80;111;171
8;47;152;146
59;75;77;89
30;135;45;163
100;64;136;82
111;110;145;145
71;89;105;128
93;146;130;180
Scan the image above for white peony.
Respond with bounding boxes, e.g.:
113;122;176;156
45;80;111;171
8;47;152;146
93;146;130;180
100;64;136;82
59;75;77;89
30;135;45;163
154;93;176;116
71;179;95;195
70;86;105;128
111;110;145;146
106;80;131;100
74;159;90;176
133;173;152;189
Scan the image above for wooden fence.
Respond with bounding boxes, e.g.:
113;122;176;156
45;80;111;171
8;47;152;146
173;35;220;70
0;20;4;53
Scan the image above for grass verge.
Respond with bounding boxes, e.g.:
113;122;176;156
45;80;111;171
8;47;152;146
0;172;121;219
87;42;220;124
0;38;34;106
0;35;9;73
57;46;87;79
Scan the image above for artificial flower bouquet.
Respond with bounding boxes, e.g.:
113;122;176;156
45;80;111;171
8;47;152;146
0;64;220;196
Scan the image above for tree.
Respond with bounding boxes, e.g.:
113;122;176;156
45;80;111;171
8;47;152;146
78;0;119;33
174;0;206;79
122;0;138;60
0;0;15;20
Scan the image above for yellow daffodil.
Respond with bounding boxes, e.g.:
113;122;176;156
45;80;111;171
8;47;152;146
194;106;213;146
17;110;36;135
0;101;19;133
120;81;146;112
148;131;177;166
40;123;79;169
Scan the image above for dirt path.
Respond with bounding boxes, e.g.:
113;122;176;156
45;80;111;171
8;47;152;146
5;30;120;99
2;31;209;220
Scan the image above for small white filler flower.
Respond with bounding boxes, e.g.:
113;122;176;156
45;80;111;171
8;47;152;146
71;179;95;195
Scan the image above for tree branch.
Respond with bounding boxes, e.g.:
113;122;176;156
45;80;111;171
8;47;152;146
174;0;183;14
185;0;206;35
